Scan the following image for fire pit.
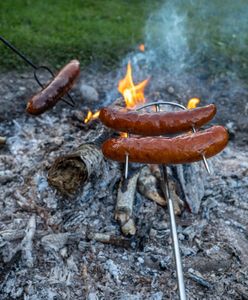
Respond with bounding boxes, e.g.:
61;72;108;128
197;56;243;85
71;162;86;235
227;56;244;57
0;35;248;300
47;61;228;299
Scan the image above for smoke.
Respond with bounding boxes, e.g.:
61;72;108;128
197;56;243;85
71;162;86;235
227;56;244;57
145;1;189;74
143;0;247;77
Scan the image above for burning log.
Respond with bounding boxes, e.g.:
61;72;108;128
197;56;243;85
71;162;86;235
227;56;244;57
115;170;141;236
48;143;103;196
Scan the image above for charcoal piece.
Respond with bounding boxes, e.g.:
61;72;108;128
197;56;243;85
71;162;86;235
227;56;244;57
138;166;166;206
172;163;205;213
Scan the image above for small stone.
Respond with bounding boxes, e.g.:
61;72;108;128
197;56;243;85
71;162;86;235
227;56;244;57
88;292;99;300
149;228;157;238
105;259;120;283
80;84;99;103
19;86;26;91
226;121;237;139
160;256;171;270
121;219;136;236
151;291;163;300
178;233;185;241
41;233;69;252
137;257;144;264
60;247;67;258
205;245;220;256
167;86;175;94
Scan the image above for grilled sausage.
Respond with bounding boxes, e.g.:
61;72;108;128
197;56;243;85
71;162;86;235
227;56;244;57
99;104;216;135
26;60;80;115
102;126;228;164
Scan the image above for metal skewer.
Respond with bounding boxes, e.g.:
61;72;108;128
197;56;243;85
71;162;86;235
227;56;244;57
155;102;186;300
124;152;129;179
0;35;75;107
160;165;186;300
130;101;211;174
123;101;211;299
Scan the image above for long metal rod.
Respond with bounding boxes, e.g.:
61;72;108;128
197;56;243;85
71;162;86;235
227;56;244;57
156;103;186;299
191;125;210;174
124;153;129;179
0;35;38;69
160;165;186;300
122;100;212;299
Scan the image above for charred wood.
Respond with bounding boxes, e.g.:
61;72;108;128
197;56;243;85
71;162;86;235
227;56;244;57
115;169;141;236
138;166;166;206
86;231;135;249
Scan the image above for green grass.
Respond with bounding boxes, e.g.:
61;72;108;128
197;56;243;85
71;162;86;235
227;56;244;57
0;0;161;71
0;0;247;78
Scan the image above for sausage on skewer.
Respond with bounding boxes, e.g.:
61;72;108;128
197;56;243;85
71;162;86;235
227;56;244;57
102;126;228;164
99;104;216;135
26;59;80;115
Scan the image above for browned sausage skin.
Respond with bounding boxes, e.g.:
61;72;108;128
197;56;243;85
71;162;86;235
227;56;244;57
99;104;216;135
26;60;80;115
102;126;228;164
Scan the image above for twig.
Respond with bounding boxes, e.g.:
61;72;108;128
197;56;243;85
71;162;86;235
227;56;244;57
87;231;135;249
187;268;212;289
21;215;36;268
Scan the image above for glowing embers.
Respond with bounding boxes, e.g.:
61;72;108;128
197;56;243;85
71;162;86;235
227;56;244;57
84;110;100;124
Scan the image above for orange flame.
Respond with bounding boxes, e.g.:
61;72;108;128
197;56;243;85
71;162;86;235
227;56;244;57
118;62;149;109
139;44;145;52
187;98;200;109
84;110;100;123
120;132;128;138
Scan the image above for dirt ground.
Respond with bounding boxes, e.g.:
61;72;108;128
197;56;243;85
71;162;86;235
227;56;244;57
0;65;248;299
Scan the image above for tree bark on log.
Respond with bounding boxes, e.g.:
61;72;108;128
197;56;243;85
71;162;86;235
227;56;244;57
48;143;103;196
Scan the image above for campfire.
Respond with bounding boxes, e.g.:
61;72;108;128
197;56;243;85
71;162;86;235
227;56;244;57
1;36;246;300
47;61;228;299
83;61;149;124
